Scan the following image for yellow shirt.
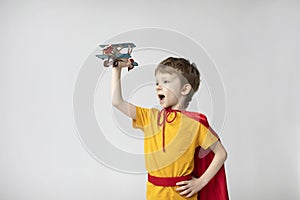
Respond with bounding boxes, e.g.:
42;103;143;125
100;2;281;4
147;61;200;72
133;107;218;200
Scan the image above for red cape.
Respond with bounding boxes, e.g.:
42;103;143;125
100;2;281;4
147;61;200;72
182;111;229;200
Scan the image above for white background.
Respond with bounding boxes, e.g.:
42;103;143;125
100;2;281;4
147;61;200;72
1;1;299;200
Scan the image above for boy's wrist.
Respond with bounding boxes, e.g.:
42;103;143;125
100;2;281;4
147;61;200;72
112;66;122;72
196;177;208;188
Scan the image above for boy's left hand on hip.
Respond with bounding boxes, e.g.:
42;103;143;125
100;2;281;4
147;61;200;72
176;177;205;198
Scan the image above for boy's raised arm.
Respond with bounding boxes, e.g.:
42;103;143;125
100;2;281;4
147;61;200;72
111;59;136;120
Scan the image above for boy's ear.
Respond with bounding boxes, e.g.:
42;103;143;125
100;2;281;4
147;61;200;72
181;84;192;96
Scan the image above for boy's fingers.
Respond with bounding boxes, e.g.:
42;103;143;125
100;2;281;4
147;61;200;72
176;185;188;191
179;188;191;195
176;181;188;186
185;191;195;198
113;58;132;68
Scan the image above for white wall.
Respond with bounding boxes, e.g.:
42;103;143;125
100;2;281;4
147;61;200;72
1;1;299;200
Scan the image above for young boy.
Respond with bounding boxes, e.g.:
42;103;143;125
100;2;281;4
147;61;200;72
111;57;228;200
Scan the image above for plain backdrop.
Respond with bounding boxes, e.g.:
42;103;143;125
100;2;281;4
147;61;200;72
1;1;299;200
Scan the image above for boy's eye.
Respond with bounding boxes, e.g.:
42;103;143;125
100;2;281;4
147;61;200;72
155;80;169;86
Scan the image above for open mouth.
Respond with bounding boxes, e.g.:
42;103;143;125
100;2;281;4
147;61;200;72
158;94;165;101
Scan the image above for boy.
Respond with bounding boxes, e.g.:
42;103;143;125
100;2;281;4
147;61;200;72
111;57;228;200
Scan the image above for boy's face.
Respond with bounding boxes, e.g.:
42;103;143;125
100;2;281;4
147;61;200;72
155;71;184;109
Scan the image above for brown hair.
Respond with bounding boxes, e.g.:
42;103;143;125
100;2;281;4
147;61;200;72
155;57;201;108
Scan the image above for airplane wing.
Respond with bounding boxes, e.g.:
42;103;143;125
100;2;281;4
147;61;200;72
99;43;136;48
96;54;109;59
116;54;131;59
114;43;136;48
99;44;108;48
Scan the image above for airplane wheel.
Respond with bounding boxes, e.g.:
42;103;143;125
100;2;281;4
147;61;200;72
103;60;109;67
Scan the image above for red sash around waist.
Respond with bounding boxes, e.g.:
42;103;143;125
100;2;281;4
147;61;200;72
148;174;192;187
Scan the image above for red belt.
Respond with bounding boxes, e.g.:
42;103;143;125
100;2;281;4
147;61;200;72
148;174;192;187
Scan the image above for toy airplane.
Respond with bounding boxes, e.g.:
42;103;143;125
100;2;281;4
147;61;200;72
96;42;138;71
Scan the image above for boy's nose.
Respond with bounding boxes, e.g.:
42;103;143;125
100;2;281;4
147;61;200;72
156;84;162;90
